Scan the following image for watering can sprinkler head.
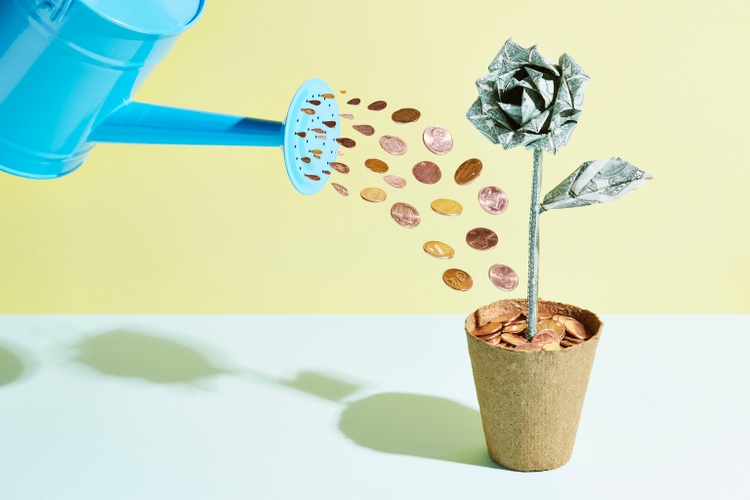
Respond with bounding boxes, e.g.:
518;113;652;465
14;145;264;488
0;0;340;195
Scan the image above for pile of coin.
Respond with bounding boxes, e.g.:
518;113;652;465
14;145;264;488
470;312;590;351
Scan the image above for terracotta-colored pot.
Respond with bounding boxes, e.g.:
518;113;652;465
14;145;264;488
465;298;603;471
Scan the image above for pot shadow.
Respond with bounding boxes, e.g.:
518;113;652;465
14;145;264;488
70;330;231;384
0;343;26;388
338;392;499;469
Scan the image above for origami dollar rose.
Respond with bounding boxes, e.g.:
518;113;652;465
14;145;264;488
467;39;589;154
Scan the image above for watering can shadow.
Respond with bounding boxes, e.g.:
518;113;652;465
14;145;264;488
0;0;338;195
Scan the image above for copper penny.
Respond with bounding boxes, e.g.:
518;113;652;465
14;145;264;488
503;322;527;333
323;121;337;128
309;100;321;106
466;227;498;251
301;157;311;164
331;183;349;196
379;135;407;155
353;124;375;136
412;161;441;184
553;315;588;339
537;319;565;339
423;125;453;155
474;320;504;337
478;186;509;214
391;108;421;124
336;137;356;148
301;108;315;115
315;135;326;140
384;175;406;189
390;202;421;229
295;132;307;138
454;158;483;185
488;264;519;291
360;187;387;203
365;158;389;174
500;332;527;346
340;113;354;120
423;240;454;259
367;100;387;111
312;128;326;134
347;98;361;105
531;329;559;346
329;162;350;174
322;170;331;175
442;268;473;291
305;174;321;181
430;198;463;216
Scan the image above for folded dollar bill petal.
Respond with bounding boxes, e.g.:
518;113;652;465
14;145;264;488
541;157;653;211
467;38;589;154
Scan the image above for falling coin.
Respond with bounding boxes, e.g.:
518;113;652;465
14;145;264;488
323;120;337;128
301;157;311;164
478;186;509;215
488;264;519;291
331;183;349;196
367;100;387;111
310;149;323;155
423;241;454;259
360;187;387;203
315;135;326;140
466;227;498;251
379;135;407;155
423;125;453;155
321;93;335;99
442;268;473;291
390;202;421;229
454;158;483;185
340;113;354;120
330;162;350;174
430;198;463;216
301;108;315;115
295;132;307;138
312;128;326;134
305;174;321;181
347;98;361;105
353;124;375;136
412;161;442;184
309;99;321;106
391;108;421;123
322;170;331;175
364;158;389;174
384;175;406;189
336;137;356;148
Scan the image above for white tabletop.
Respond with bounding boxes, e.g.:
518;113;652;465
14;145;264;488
0;315;747;499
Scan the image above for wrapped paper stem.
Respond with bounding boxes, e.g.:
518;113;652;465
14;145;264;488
526;148;542;339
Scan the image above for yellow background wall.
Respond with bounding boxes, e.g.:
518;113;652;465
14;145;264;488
1;0;747;313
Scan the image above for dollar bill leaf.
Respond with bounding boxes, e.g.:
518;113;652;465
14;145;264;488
541;157;652;211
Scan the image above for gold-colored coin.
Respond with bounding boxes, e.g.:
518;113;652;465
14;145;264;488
423;241;454;259
502;321;527;333
391;107;421;124
365;158;389;174
500;332;527;346
454;158;483;185
474;320;504;336
430;198;463;216
442;268;473;291
321;93;335;99
310;149;323;155
542;342;562;351
537;319;565;339
360;187;387;203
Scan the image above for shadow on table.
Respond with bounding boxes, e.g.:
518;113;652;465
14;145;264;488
0;342;27;388
71;330;231;384
338;392;500;469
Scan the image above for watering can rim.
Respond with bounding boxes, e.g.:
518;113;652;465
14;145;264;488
79;0;207;36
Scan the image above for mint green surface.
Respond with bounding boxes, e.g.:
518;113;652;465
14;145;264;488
0;315;746;499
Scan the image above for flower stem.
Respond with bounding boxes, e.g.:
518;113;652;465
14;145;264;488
526;148;542;339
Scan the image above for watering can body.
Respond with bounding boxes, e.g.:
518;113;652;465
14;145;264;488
0;0;338;194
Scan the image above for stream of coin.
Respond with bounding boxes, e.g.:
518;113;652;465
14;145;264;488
316;91;520;294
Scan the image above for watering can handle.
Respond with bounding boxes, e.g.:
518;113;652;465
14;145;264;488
90;102;284;147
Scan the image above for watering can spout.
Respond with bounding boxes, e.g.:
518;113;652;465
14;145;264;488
90;103;285;148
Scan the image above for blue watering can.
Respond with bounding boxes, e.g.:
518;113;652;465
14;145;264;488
0;0;340;195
